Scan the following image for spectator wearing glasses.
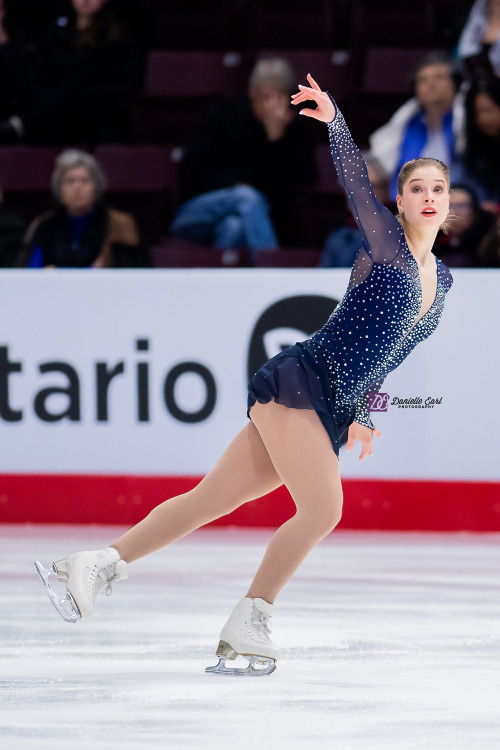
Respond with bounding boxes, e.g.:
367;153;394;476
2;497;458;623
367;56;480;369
433;182;496;266
18;149;143;268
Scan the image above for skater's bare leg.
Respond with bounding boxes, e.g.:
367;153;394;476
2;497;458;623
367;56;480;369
246;400;343;604
111;422;282;563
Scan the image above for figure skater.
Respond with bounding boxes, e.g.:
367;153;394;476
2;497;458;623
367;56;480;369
34;75;454;676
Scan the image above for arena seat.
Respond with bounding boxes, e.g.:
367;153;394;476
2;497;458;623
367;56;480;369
255;249;321;267
0;146;60;223
0;146;60;190
94;145;179;245
248;0;335;48
132;50;250;144
151;242;252;268
144;51;248;98
255;49;354;106
361;48;432;96
145;0;238;50
349;0;437;47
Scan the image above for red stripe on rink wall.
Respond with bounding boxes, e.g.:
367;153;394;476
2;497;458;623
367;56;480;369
0;474;499;531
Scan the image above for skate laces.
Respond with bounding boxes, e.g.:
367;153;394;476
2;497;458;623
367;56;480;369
250;608;272;639
89;562;121;600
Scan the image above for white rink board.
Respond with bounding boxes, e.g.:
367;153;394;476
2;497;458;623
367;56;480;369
0;269;497;480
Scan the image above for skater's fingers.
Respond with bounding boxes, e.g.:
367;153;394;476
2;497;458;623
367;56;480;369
291;92;310;104
297;84;321;99
306;73;322;91
359;443;373;461
298;108;323;119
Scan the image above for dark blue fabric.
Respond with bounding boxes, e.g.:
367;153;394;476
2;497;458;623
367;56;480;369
247;343;355;459
68;213;92;249
28;244;44;268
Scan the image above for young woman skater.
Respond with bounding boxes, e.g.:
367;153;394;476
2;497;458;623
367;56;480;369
35;75;454;676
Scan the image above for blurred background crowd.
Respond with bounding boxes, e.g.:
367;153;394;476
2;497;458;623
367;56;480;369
1;0;500;270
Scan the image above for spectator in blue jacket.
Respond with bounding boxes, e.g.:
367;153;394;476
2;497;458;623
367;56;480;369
367;52;466;201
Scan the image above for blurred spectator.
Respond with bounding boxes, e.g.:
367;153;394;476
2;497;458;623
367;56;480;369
318;226;362;268
456;0;500;78
461;74;500;207
17;149;143;268
0;0;143;146
170;58;316;263
0;0;33;126
475;209;500;265
433;183;496;266
0;184;26;267
367;52;465;201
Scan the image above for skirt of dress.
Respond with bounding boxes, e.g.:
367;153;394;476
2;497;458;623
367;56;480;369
247;341;356;459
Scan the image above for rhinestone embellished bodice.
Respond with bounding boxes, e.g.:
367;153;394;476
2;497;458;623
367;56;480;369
305;101;453;429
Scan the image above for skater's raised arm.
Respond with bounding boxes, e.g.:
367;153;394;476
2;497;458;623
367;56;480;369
292;75;401;265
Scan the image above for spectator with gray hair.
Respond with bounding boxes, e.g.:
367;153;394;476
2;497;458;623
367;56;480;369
18;148;142;268
170;57;316;262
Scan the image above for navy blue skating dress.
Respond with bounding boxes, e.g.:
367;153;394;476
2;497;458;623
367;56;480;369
247;100;454;458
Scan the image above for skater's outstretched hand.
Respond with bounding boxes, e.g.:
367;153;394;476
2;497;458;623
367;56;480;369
291;74;336;123
346;421;383;461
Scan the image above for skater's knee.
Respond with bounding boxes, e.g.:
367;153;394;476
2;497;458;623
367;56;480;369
297;497;343;538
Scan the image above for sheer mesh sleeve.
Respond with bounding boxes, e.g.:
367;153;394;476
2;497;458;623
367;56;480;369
326;95;403;271
353;376;386;430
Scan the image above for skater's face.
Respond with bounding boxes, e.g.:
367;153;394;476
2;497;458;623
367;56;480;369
396;167;449;230
60;166;97;216
71;0;107;16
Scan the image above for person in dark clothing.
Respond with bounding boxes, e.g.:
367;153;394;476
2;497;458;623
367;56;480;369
461;74;500;208
432;182;496;266
474;210;500;266
0;0;143;145
170;58;317;262
0;0;34;129
18;149;142;268
0;186;26;267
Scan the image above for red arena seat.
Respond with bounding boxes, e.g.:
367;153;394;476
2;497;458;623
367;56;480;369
255;249;321;267
152;242;252;268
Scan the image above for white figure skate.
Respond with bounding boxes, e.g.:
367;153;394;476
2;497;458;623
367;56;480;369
206;596;279;676
34;547;128;623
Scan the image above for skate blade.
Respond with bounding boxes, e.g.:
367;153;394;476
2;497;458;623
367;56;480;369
33;561;81;623
205;655;277;676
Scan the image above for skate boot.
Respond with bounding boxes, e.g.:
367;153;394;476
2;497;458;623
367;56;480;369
34;547;128;623
206;596;279;676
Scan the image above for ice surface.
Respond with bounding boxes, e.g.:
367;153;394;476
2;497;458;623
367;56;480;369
1;525;499;750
